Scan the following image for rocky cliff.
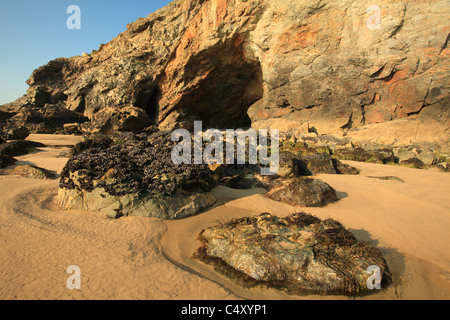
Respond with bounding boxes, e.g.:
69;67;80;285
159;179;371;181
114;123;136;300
1;0;449;147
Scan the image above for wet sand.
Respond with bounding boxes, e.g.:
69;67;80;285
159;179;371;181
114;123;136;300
0;134;449;299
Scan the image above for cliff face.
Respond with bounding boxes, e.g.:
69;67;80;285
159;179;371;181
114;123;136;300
1;0;449;146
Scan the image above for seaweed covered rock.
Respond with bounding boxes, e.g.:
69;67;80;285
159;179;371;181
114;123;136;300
277;151;299;177
297;153;337;176
68;133;113;157
9;165;55;179
277;150;359;177
195;212;392;296
333;159;360;175
58;132;217;219
400;157;425;169
265;178;338;207
333;148;395;164
220;174;267;190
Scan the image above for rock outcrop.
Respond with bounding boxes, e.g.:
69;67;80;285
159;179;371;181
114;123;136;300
195;212;392;295
0;0;448;149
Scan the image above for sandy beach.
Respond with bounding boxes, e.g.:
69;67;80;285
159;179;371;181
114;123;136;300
0;134;449;300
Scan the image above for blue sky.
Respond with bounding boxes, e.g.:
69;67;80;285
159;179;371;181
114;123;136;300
0;0;172;105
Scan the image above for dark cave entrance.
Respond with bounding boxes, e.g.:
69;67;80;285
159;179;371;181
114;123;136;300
135;37;264;131
135;85;160;125
176;41;264;130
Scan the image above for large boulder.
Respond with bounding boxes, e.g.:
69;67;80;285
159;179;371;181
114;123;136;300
195;212;392;295
57;132;217;219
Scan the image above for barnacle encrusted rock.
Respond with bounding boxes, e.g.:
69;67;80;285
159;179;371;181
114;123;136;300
195;212;392;295
57;132;217;219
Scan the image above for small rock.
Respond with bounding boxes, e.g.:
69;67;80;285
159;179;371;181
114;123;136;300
297;153;337;175
333;148;394;164
400;157;425;169
85;106;152;135
220;174;267;190
277;151;299;177
9;165;55;179
63;123;81;134
333;159;360;175
265;177;338;207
